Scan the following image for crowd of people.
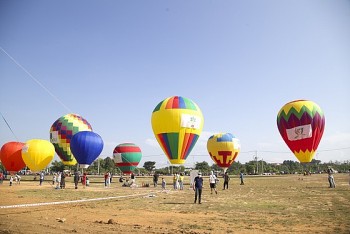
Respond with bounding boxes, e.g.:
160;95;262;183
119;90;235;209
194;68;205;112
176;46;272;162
2;168;347;200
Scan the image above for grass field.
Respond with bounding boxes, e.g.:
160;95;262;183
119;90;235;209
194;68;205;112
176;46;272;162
0;173;349;233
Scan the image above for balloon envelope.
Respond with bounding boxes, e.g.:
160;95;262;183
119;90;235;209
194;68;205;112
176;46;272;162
70;131;104;168
50;113;92;165
0;142;26;174
277;100;325;163
22;139;55;172
151;96;204;165
207;133;241;171
113;143;142;174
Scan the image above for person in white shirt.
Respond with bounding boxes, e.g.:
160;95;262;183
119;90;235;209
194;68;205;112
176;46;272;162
209;171;218;194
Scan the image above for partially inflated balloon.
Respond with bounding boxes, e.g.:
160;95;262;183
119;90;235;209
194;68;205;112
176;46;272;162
22;139;55;172
70;131;104;168
113;143;142;174
277;100;325;163
207;133;240;172
50;113;92;165
151;96;204;165
0;142;26;174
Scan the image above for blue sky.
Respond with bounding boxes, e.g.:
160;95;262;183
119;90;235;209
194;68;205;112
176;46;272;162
1;1;349;168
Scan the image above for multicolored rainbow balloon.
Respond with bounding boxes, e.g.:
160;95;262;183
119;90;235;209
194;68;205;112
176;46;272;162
277;100;325;163
50;113;92;165
113;143;142;174
151;96;204;165
207;133;240;172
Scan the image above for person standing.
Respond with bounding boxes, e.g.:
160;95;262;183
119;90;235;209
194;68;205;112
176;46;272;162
9;175;13;186
52;173;57;185
60;172;66;189
82;173;87;188
74;170;80;189
16;174;21;185
56;172;62;189
209;171;218;194
223;172;230;190
161;177;166;190
130;173;136;188
153;173;159;187
39;172;44;186
193;172;203;204
327;167;335;188
0;171;3;184
104;172;108;187
173;173;178;190
179;173;184;190
240;171;244;185
106;172;111;187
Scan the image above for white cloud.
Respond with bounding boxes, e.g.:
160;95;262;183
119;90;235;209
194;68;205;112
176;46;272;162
321;132;350;148
145;138;159;148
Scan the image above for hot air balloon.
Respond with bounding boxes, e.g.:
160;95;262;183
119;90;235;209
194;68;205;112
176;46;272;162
151;96;204;165
113;143;142;174
70;131;104;168
207;133;241;172
277;100;325;163
50;113;92;165
0;142;26;174
21;139;55;172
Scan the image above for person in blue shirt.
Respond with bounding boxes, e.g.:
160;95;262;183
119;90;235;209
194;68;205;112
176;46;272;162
193;172;204;204
240;171;244;185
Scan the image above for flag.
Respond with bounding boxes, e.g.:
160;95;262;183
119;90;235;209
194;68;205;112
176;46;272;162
286;124;312;141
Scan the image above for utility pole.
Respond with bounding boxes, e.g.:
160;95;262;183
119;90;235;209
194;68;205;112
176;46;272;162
254;150;258;175
261;158;264;174
97;159;100;175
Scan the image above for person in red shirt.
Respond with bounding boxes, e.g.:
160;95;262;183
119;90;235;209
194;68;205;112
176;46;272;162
82;173;87;188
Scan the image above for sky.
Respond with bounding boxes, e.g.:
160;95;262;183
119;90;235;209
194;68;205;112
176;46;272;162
1;1;350;169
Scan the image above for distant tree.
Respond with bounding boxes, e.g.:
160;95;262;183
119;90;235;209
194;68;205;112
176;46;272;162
195;161;211;175
228;161;245;174
136;167;148;175
88;158;102;174
143;161;156;172
282;160;300;173
175;165;185;173
156;167;170;175
245;163;256;175
102;157;116;174
211;164;222;172
50;160;65;172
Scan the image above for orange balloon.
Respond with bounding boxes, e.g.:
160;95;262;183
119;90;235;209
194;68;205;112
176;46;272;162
0;142;26;174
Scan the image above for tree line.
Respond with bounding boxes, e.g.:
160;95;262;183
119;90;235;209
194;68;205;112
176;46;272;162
1;157;349;175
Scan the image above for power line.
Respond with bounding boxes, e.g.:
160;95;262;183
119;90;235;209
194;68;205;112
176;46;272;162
0;112;19;141
0;46;71;113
